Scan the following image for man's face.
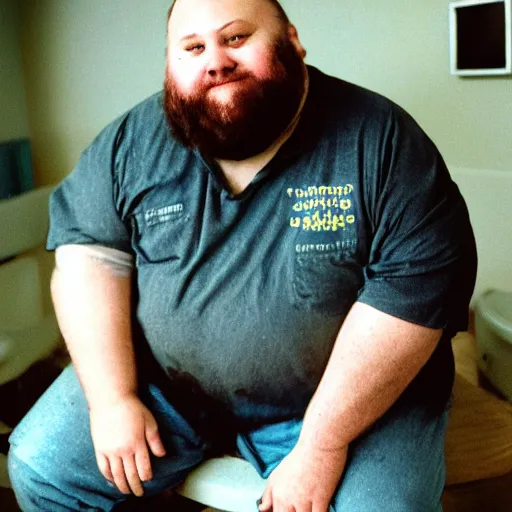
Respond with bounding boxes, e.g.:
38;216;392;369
164;0;307;161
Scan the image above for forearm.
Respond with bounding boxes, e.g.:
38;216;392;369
299;301;442;453
51;245;136;409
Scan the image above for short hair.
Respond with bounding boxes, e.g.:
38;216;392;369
167;0;290;26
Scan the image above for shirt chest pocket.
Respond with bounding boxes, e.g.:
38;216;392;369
131;204;190;264
293;252;364;317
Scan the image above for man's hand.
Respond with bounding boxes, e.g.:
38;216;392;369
90;395;167;497
259;442;348;512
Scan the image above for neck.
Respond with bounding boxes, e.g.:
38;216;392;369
216;69;310;195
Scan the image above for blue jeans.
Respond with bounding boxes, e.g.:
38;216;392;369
8;365;449;511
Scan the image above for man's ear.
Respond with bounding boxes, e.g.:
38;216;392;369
288;24;306;59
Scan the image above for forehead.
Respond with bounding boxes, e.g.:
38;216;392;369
168;0;281;42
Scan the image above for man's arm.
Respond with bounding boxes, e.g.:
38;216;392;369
51;245;166;497
260;301;441;512
300;301;441;450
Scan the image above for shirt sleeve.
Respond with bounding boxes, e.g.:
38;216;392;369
358;105;477;334
46;115;133;254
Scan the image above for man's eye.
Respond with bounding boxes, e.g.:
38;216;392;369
226;34;248;45
186;44;204;53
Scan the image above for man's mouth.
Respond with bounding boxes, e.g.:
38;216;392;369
208;76;247;89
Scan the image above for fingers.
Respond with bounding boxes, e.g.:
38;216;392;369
268;501;296;512
259;487;273;512
97;436;161;496
123;453;145;497
135;446;153;482
145;419;167;458
105;453;144;497
92;405;166;497
259;485;318;512
96;452;114;483
109;456;132;495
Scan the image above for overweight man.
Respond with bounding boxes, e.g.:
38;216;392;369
8;0;477;510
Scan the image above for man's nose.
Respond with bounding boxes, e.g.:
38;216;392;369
206;46;236;77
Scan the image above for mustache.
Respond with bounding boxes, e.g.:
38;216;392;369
201;71;253;91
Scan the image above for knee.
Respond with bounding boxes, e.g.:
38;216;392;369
7;449;50;511
8;447;115;512
8;417;70;510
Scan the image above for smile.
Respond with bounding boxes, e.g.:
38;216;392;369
209;77;247;89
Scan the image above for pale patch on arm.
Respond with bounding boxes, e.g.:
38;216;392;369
55;244;134;277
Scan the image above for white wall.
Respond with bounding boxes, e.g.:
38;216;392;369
283;0;512;173
20;0;171;185
0;0;30;141
451;168;512;297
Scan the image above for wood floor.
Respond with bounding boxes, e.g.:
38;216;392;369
442;333;512;511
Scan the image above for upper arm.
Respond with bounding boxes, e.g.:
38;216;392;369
345;301;442;363
46;116;133;254
358;106;477;335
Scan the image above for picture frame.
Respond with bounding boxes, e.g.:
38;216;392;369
449;0;512;76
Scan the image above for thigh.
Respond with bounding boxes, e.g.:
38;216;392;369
8;365;207;511
237;400;449;512
332;401;449;512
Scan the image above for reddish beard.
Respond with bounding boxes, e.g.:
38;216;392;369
163;37;306;161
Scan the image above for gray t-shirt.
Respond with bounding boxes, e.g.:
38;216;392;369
47;67;477;423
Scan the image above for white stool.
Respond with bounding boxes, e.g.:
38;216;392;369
176;456;266;512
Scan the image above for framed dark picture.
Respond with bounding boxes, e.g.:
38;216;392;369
450;0;512;75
